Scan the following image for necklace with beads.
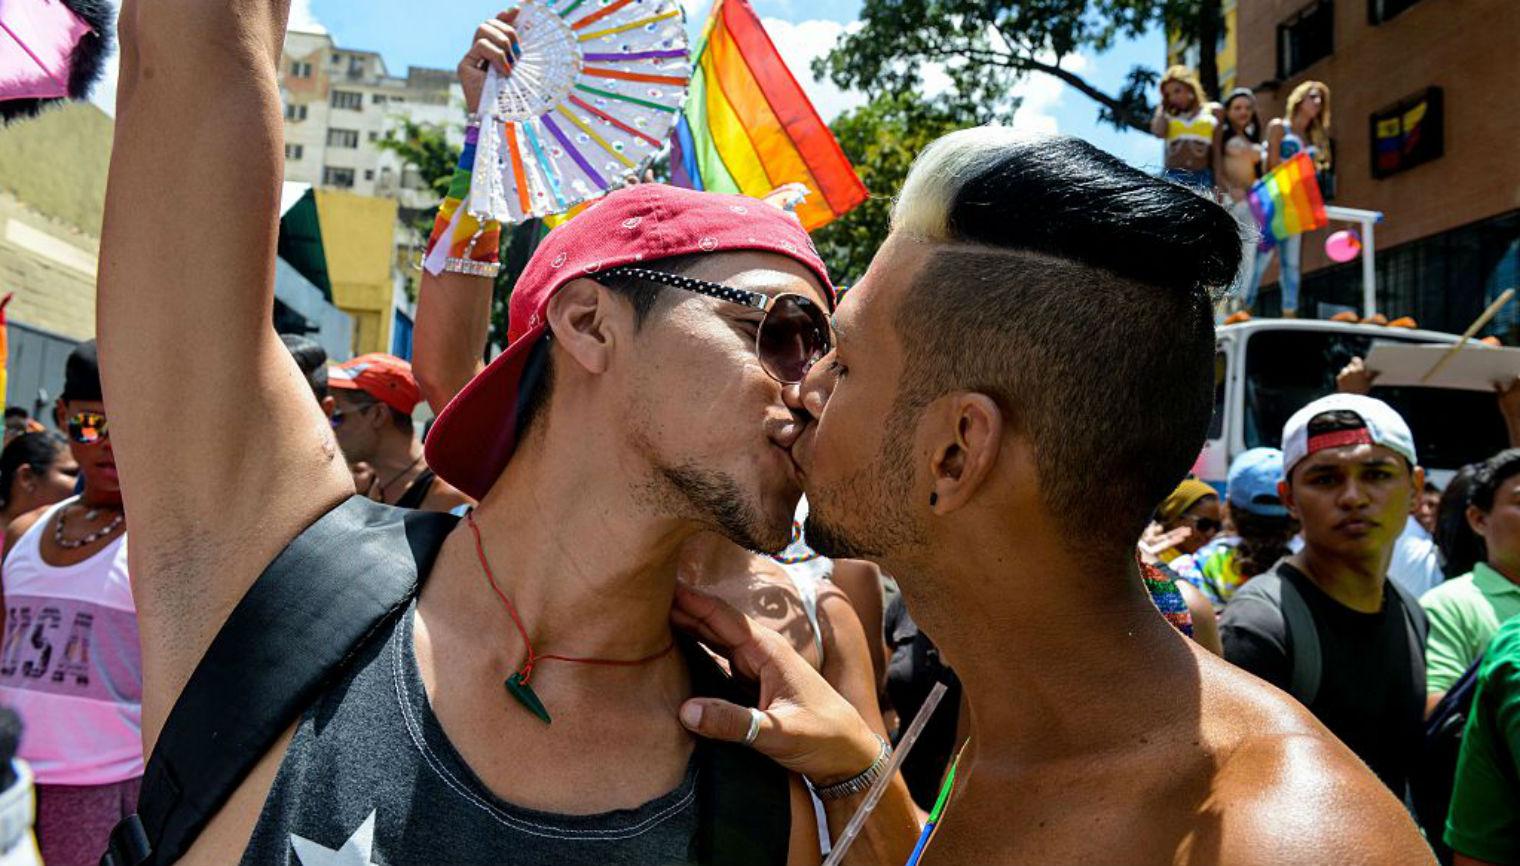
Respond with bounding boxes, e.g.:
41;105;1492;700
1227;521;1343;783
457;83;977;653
54;504;124;550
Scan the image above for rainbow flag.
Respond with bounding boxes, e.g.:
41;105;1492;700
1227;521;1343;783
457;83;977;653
1247;152;1327;249
670;0;866;231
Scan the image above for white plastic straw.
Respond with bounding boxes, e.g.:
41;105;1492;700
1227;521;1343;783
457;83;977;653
822;680;950;866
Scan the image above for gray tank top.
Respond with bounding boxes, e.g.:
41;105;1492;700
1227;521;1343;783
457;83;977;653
240;601;701;865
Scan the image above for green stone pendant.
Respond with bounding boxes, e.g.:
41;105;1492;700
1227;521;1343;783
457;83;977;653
505;672;552;724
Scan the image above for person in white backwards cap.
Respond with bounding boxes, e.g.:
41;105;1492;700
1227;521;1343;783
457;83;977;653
1222;393;1429;801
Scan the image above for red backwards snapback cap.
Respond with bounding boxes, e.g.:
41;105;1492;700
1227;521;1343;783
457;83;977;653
424;183;835;500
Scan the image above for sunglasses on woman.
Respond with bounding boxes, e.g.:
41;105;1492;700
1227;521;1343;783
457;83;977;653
67;411;109;445
602;266;832;385
1185;516;1222;535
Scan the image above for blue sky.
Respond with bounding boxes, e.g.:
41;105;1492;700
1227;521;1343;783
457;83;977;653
297;0;1165;171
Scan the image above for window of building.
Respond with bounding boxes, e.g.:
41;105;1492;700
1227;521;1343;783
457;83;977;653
371;93;387;105
368;131;380;142
323;167;356;188
290;61;312;79
284;103;308;122
364;169;376;181
1369;0;1425;22
1277;0;1334;79
332;53;343;65
330;90;363;110
327;128;360;149
284;144;304;161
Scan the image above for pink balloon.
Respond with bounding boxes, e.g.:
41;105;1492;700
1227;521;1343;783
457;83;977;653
1325;229;1362;263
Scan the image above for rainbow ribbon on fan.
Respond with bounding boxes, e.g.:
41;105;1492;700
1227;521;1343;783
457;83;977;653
669;0;866;231
424;123;502;276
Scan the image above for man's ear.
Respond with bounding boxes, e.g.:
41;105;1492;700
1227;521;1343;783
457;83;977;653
53;399;66;430
1467;503;1488;540
927;392;1003;514
546;278;620;376
1408;465;1426;515
320;395;337;419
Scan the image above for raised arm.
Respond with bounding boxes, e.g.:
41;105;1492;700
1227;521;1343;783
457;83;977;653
414;275;493;414
413;12;520;414
99;0;353;743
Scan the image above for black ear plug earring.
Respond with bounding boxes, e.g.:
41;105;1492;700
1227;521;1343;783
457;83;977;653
929;492;938;507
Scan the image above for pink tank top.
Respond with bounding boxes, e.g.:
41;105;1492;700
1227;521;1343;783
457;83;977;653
0;498;141;785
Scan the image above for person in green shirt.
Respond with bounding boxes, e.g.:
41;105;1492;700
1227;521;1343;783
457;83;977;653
1445;614;1520;865
1423;449;1520;709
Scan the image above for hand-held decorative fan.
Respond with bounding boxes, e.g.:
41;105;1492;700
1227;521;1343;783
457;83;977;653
469;0;690;227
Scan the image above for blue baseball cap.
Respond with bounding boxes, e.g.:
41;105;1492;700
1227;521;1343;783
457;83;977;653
1227;448;1288;517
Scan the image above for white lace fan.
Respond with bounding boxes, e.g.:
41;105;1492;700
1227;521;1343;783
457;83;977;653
469;0;690;226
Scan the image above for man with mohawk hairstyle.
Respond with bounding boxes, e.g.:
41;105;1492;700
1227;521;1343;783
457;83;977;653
676;128;1436;864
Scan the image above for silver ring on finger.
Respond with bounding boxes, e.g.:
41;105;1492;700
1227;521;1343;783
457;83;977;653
743;708;763;746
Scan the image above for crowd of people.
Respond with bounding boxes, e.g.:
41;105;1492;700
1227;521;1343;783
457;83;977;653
1151;65;1333;318
0;5;1514;866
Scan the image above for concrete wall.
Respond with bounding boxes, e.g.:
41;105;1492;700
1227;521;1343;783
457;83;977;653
0;103;113;236
1236;0;1520;278
0;103;114;342
0;192;98;341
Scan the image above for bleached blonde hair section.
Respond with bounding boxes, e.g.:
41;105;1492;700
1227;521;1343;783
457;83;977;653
890;126;1049;242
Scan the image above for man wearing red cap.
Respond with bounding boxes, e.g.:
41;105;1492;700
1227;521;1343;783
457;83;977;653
327;353;471;513
93;4;906;864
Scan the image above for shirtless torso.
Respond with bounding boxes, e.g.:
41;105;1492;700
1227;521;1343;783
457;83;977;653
1220;135;1262;201
926;636;1432;865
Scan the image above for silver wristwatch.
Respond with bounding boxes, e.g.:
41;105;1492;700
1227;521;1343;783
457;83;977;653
811;734;891;801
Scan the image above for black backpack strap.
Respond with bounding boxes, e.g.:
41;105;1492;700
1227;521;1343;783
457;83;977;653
684;638;791;866
1387;578;1429;701
1260;571;1322;706
102;496;458;866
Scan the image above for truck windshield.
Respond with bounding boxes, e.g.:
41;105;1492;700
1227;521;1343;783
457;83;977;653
1242;329;1509;472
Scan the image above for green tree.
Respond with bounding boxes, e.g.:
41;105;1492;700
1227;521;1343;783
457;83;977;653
814;0;1225;136
812;93;988;285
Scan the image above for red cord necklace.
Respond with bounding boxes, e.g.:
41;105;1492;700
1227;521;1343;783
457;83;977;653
467;512;676;724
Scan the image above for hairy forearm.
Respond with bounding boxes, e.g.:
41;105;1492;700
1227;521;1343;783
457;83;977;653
413;270;493;414
822;777;920;865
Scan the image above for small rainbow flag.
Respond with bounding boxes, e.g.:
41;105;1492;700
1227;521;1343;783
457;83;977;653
670;0;866;231
1247;152;1327;249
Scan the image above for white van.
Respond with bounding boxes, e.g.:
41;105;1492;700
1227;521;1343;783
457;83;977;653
1197;318;1510;490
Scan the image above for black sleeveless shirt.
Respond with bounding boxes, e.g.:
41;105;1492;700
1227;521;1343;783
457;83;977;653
222;501;790;864
240;601;741;865
392;469;436;511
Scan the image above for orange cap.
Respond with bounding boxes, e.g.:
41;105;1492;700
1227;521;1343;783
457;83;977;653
329;353;420;415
